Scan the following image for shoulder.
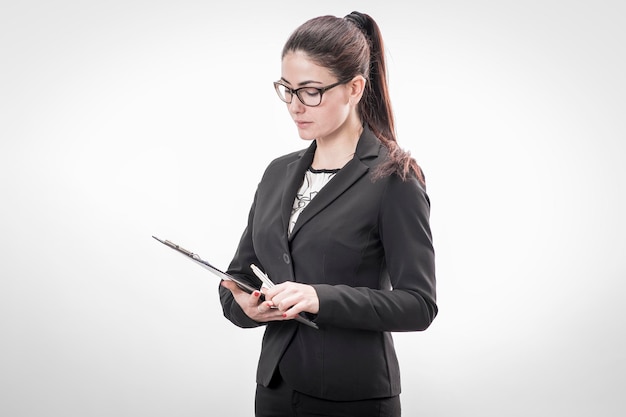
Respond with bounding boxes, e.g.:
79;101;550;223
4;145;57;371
260;147;309;179
267;148;306;168
379;169;430;210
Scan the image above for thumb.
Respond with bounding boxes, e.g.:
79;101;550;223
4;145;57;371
220;279;242;292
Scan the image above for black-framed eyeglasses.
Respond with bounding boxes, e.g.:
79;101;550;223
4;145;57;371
273;80;346;107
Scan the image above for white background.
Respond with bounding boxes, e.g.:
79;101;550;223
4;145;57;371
1;1;625;416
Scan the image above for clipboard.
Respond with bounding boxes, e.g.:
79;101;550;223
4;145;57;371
152;235;260;294
152;236;318;329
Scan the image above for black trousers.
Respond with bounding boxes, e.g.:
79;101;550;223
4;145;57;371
255;371;401;417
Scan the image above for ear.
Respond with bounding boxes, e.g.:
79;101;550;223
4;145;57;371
347;75;366;104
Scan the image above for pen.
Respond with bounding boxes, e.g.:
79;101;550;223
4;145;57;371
251;263;275;289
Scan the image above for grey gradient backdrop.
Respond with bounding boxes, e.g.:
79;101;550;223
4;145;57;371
1;1;625;416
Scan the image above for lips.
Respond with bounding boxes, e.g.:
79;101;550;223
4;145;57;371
295;120;311;128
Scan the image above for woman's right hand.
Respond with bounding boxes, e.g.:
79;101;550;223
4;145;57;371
220;280;285;323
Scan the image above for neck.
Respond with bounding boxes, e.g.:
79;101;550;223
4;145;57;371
312;121;363;170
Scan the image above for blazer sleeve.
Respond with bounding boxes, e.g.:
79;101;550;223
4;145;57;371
218;190;265;329
312;175;437;332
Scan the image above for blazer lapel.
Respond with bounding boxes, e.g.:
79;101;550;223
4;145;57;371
281;143;316;236
288;127;381;241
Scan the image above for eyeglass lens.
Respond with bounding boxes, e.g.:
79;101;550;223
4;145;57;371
275;84;322;106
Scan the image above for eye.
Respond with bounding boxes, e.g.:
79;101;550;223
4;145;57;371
301;88;321;98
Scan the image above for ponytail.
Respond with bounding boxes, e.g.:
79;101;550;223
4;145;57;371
345;11;424;184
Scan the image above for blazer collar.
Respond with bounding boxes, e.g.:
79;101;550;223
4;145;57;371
281;126;382;240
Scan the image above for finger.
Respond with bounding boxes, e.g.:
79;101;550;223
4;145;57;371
272;292;300;313
256;298;276;314
281;302;305;319
264;281;292;300
248;290;263;308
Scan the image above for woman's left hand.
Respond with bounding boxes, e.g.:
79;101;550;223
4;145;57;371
262;282;319;319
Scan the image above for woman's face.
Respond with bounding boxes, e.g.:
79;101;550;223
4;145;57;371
279;50;355;142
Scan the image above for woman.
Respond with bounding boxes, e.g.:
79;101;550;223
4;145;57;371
219;11;437;417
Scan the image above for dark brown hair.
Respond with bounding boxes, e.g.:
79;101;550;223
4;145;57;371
282;11;424;183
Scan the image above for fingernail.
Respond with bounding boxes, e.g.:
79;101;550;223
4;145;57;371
253;291;260;297
282;313;287;318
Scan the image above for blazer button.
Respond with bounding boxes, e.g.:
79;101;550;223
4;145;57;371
282;253;290;264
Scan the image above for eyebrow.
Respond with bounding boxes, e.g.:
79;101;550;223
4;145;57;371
280;77;324;87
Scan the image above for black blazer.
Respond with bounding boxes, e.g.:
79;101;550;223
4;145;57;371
219;126;437;401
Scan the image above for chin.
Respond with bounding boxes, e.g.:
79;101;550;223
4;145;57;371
296;130;317;141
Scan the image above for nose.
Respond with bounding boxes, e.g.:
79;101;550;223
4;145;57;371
288;96;305;114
